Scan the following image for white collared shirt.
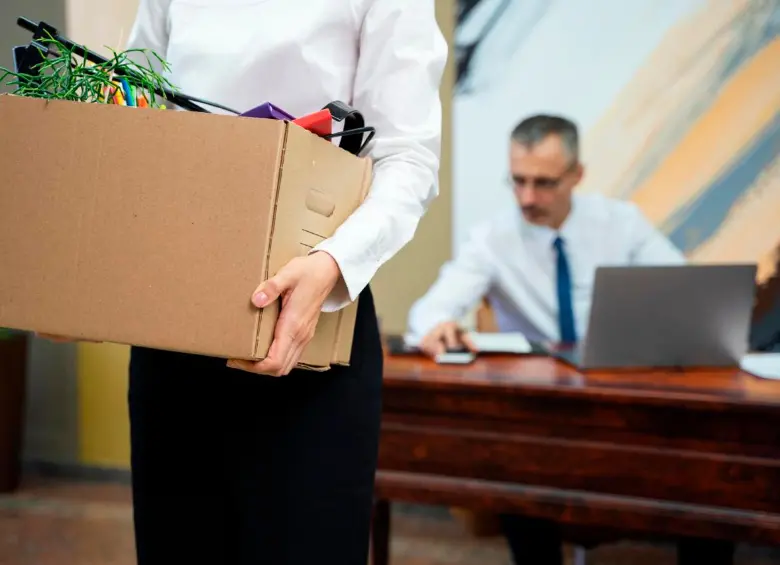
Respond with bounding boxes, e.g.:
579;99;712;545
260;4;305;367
407;193;687;342
127;0;447;311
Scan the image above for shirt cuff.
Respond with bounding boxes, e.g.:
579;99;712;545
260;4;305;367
309;240;373;313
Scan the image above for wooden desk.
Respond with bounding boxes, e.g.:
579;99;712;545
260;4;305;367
372;354;780;564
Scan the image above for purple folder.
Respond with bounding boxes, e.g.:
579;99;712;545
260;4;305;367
240;102;295;121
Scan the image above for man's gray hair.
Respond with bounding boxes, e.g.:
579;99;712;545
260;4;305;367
510;114;580;163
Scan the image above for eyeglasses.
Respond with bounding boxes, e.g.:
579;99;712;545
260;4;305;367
507;161;578;191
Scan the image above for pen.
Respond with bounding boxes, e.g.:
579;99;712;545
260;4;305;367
119;78;135;107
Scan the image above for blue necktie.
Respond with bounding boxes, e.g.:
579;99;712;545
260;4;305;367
553;236;577;344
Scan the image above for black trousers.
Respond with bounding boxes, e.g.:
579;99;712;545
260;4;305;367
500;515;736;565
128;288;383;565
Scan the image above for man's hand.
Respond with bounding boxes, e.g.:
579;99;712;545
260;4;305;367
419;321;477;358
227;251;342;377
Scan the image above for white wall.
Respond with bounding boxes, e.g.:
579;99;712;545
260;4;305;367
452;0;705;250
66;0;140;55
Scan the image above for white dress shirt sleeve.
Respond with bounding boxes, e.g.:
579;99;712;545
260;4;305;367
312;0;448;312
626;204;687;265
125;0;171;72
406;226;496;341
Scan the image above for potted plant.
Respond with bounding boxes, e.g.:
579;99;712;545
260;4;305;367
0;328;28;493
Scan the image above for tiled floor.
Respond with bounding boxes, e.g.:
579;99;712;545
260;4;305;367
0;477;778;564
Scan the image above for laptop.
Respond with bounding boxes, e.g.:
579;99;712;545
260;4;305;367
550;264;757;370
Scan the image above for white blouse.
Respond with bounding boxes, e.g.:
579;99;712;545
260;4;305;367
127;0;448;310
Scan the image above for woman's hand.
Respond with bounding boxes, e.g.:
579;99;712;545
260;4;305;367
227;251;342;376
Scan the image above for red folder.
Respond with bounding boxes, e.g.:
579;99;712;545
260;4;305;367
292;109;332;137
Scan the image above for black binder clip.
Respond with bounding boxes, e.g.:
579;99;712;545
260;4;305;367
321;101;375;156
12;19;59;83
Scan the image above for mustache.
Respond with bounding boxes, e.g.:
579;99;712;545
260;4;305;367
521;205;544;215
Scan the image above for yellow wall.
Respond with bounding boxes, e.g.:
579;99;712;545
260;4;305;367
77;343;130;467
75;0;456;469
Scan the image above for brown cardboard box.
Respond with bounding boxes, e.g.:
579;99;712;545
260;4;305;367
0;94;372;369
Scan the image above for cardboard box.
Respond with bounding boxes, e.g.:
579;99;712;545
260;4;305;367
0;95;372;369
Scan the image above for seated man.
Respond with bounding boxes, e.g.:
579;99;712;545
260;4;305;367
407;114;735;565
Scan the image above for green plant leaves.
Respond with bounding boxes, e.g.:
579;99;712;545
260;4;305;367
0;34;179;108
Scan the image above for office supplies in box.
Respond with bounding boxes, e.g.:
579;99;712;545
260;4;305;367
0;94;372;370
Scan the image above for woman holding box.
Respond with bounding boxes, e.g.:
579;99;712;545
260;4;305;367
123;1;446;564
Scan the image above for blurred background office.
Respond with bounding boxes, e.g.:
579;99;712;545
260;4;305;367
0;0;778;563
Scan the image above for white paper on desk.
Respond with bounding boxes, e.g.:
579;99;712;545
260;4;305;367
740;353;780;380
468;332;532;354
